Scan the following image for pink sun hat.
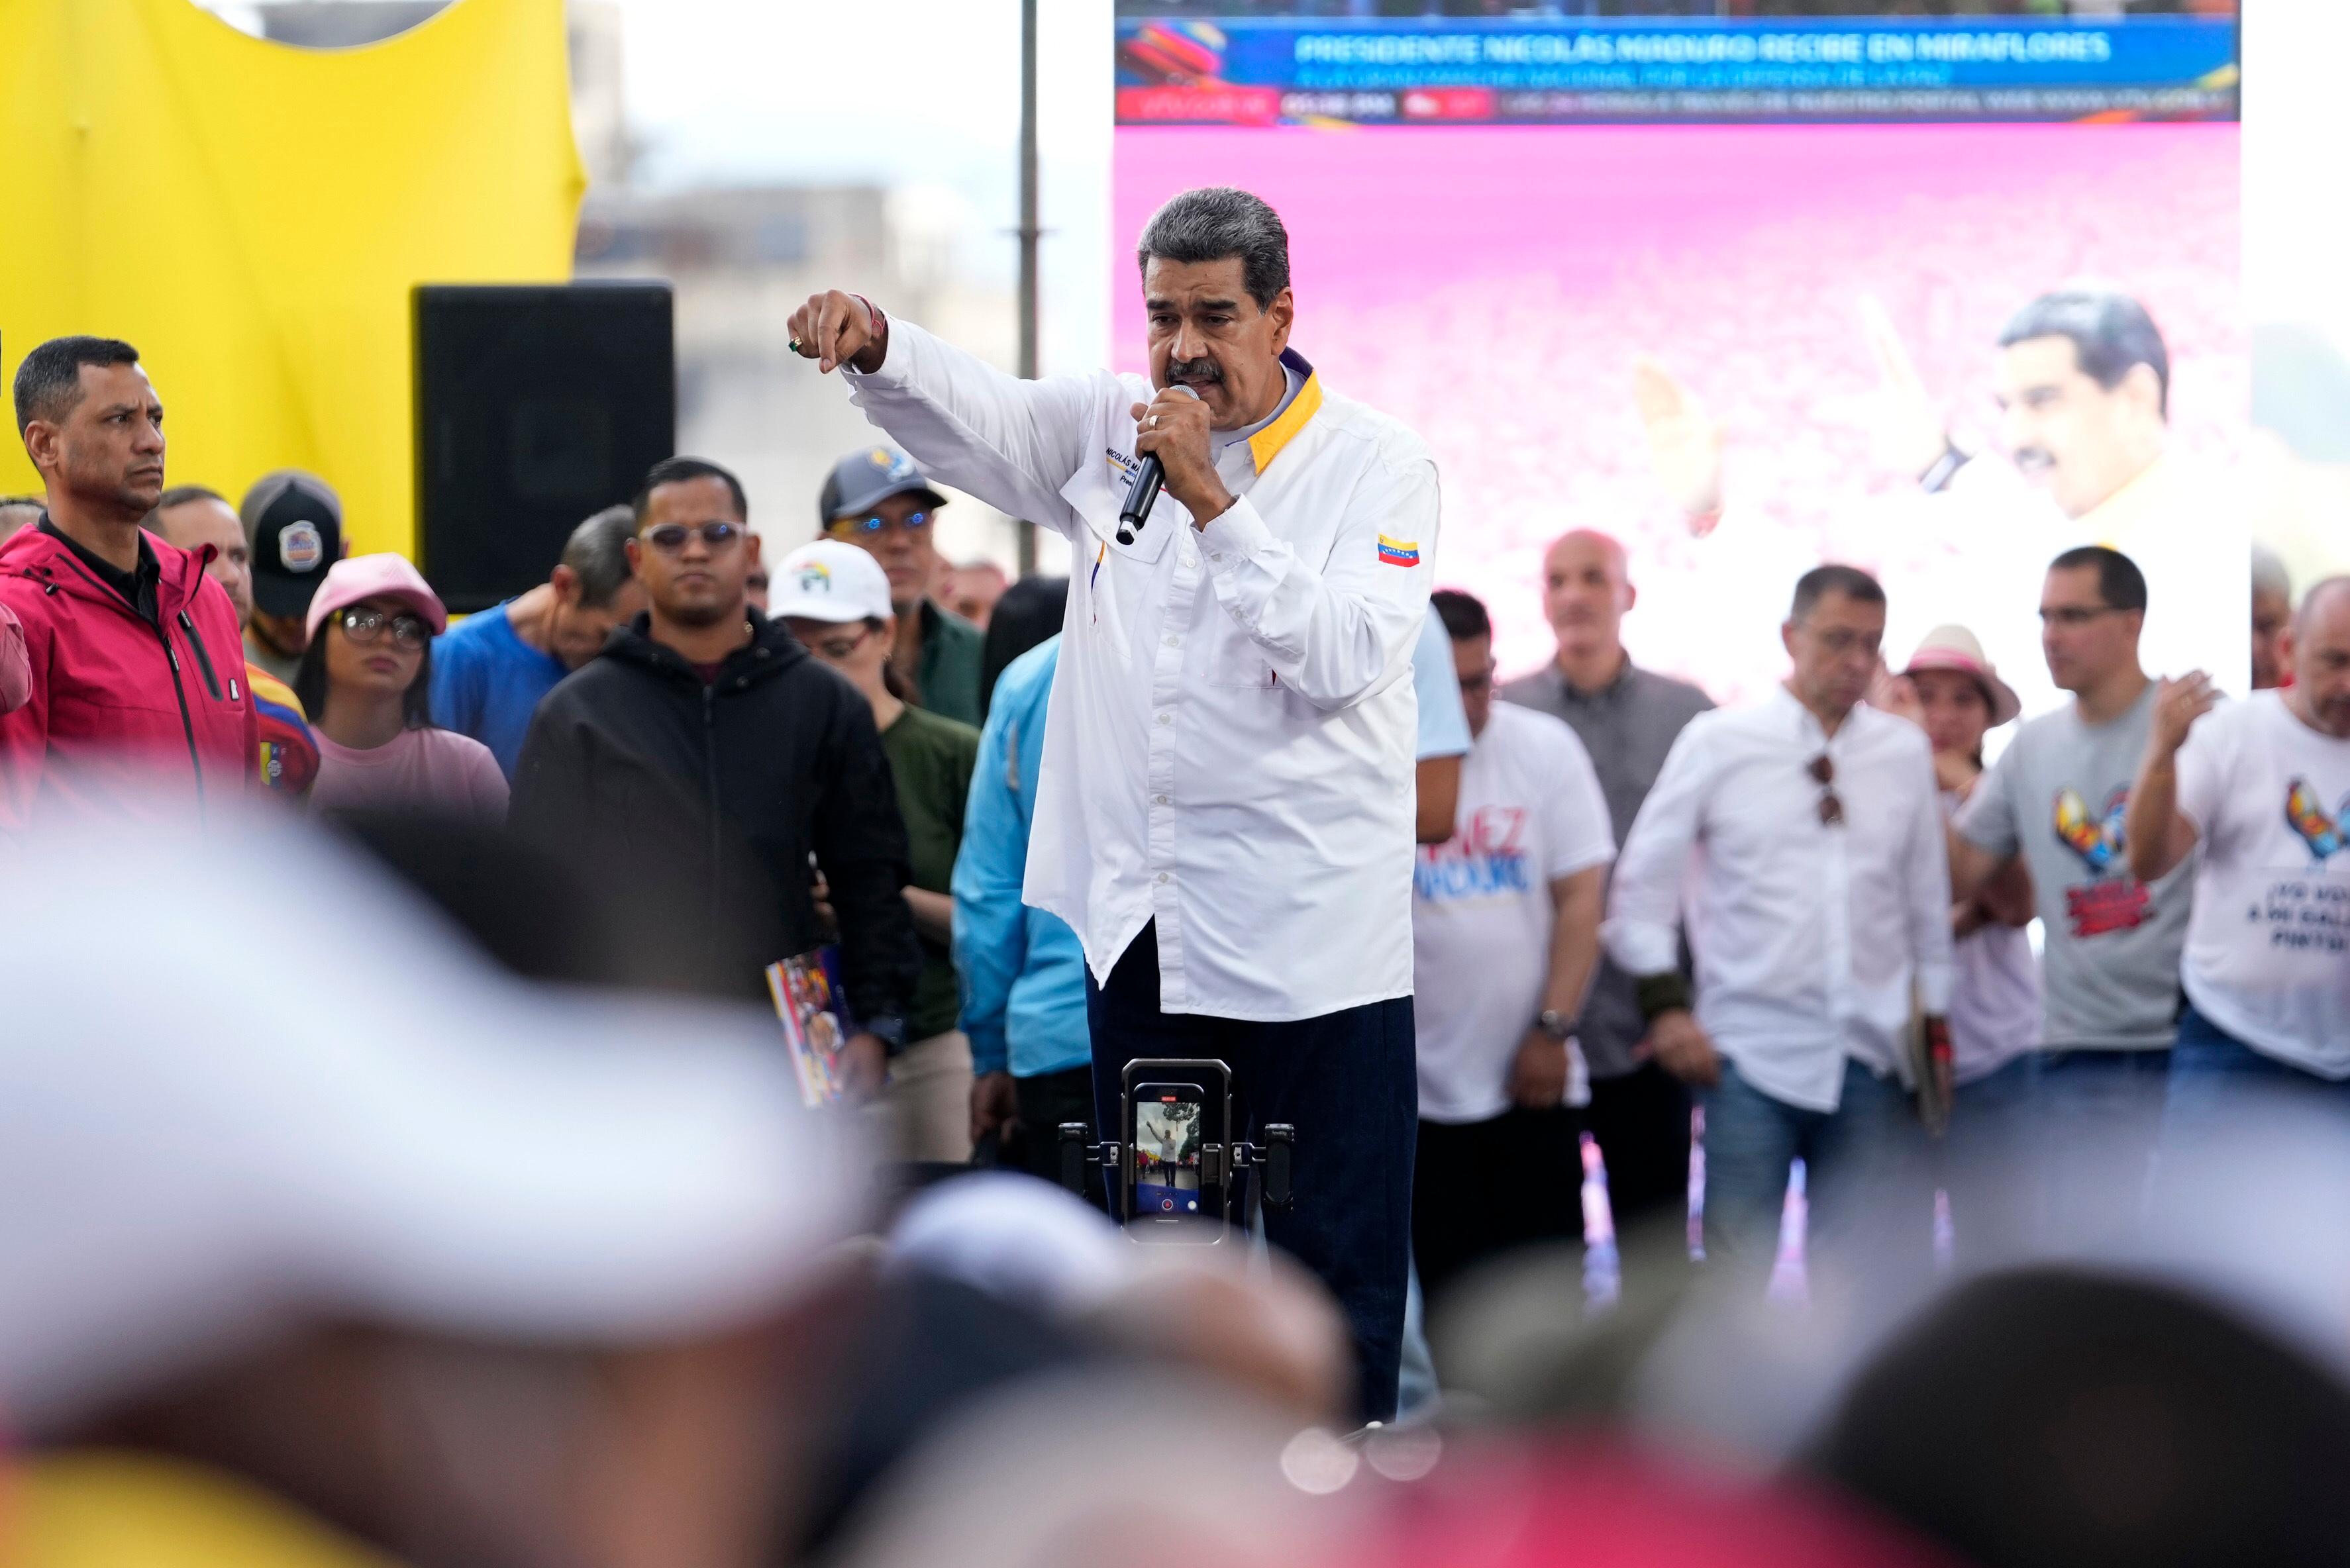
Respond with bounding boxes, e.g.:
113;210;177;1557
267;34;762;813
304;553;449;642
1902;624;2021;728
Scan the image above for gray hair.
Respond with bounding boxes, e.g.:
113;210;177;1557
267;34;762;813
1135;187;1291;310
2253;542;2292;603
562;503;639;608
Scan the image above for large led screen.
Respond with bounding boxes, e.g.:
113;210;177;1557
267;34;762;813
1113;6;2243;710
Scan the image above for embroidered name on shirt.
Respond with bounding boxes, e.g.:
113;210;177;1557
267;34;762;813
1105;448;1141;480
1376;534;1420;567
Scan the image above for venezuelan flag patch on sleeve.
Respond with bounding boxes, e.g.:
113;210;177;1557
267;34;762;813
1376;534;1421;567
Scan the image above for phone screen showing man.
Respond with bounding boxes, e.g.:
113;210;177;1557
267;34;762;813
1132;1086;1209;1222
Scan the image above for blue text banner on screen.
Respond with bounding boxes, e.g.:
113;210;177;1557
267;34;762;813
1114;16;2239;125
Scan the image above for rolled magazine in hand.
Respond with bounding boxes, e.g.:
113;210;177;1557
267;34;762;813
767;948;854;1108
1906;1001;1952;1138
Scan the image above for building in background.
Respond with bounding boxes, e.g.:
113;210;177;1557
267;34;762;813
219;0;1055;580
575;184;1040;575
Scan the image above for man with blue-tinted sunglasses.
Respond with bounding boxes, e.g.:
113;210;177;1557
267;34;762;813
817;446;985;726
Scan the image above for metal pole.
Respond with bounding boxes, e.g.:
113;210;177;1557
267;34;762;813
1015;0;1042;576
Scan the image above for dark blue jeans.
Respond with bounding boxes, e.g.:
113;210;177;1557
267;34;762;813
2031;1046;2170;1251
1086;924;1417;1424
1700;1057;1931;1293
2167;1002;2350;1130
1941;1052;2040;1269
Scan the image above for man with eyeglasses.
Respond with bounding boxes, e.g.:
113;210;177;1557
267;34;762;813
513;457;922;1095
817;446;985;726
1604;565;1953;1289
1945;546;2193;1248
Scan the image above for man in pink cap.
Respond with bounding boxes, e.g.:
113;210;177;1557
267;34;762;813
294;553;507;821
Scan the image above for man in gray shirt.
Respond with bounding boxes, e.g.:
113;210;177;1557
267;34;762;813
1949;546;2192;1249
1502;528;1711;1275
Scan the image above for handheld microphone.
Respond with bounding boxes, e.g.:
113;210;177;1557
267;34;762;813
1118;385;1200;546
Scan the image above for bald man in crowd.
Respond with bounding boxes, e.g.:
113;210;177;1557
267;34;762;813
2127;577;2350;1125
1500;530;1711;1282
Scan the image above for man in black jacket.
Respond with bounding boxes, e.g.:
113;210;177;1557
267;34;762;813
513;457;921;1094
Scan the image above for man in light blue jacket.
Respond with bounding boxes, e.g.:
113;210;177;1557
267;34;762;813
956;633;1095;1186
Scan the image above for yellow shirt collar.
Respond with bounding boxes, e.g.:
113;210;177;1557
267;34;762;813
1246;350;1323;475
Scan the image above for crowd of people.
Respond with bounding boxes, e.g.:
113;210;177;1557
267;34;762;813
4;179;2348;1568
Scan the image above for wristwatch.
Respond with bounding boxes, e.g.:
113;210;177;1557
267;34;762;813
1535;1009;1574;1043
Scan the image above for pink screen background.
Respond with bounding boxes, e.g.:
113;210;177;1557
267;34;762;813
1113;124;2241;701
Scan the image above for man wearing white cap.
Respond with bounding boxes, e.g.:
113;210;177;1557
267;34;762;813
0;814;870;1565
1883;624;2039;1262
774;540;983;1162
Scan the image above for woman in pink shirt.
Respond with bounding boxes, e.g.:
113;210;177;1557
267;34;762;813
295;555;507;822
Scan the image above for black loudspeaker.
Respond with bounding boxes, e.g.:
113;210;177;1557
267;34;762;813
414;283;674;613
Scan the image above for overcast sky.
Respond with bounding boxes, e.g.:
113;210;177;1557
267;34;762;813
613;0;1037;190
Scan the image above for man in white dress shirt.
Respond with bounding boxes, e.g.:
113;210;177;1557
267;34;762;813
1604;565;1954;1286
788;187;1437;1420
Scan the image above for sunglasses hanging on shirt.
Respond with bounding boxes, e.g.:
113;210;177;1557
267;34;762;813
1810;754;1845;827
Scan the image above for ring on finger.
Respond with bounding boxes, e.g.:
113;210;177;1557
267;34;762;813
1149;414;1161;428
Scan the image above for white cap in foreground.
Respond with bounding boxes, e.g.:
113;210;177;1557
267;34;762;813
0;805;871;1432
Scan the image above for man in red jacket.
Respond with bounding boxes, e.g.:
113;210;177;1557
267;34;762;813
0;337;255;830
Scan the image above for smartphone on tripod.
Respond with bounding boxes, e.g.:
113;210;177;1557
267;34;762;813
1120;1058;1232;1240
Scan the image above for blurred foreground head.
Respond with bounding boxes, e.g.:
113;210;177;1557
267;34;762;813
886;1173;1354;1424
1808;1267;2350;1568
0;805;874;1566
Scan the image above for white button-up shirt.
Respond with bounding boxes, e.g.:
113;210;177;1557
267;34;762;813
846;321;1438;1020
1601;687;1955;1112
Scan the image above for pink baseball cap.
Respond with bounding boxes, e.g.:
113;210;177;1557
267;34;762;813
305;553;448;641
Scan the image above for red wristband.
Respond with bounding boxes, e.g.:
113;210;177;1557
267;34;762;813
851;294;888;360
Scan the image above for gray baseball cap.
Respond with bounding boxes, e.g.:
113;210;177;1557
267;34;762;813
817;445;946;528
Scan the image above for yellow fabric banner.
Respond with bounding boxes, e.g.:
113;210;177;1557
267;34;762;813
0;0;584;557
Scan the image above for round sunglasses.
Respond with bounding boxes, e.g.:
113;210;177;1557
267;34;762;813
338;606;431;650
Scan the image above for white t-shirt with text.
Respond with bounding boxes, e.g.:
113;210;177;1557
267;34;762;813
2175;691;2350;1077
1412;703;1616;1124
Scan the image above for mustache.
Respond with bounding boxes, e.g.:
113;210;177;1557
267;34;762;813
1166;356;1223;385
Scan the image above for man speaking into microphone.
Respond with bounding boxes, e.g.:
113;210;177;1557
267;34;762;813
790;187;1438;1420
